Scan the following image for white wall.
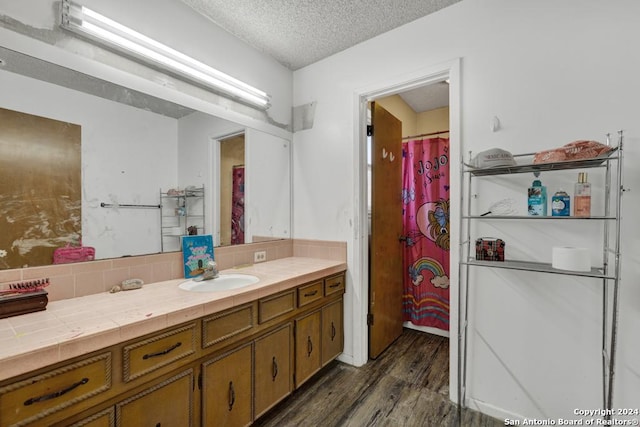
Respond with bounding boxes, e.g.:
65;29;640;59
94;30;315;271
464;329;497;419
293;0;640;421
1;69;178;258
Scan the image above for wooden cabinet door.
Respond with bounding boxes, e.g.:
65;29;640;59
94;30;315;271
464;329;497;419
116;369;193;427
254;324;293;418
321;299;344;366
201;343;253;427
294;311;321;387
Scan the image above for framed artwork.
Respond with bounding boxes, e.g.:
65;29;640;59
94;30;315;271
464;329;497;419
181;234;215;278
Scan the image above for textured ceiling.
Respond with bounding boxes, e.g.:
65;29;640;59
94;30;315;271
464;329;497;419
180;0;462;70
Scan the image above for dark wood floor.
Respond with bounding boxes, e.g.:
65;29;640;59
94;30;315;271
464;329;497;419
254;328;502;427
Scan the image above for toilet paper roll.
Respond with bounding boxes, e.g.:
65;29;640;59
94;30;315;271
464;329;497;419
552;247;591;272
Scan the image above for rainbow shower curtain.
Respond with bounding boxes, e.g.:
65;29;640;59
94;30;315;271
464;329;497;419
401;137;450;331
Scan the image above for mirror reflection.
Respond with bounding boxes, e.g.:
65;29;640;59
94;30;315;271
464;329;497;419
0;47;291;270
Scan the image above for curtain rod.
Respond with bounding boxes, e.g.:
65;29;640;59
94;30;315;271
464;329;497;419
402;129;449;140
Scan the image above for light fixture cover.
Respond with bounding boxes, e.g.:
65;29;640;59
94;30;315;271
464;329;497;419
60;0;271;109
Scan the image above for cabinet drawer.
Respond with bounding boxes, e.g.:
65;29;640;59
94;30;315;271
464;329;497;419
122;323;196;382
324;274;345;296
297;281;323;307
259;290;296;324
0;352;112;427
203;303;255;348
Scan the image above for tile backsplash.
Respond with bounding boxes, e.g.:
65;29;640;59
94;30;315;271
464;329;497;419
0;239;346;302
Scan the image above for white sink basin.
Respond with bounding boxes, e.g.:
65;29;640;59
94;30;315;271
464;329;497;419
178;274;260;292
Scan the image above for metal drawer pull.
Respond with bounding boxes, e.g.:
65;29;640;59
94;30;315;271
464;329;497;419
331;322;336;341
272;356;278;381
143;342;182;360
24;377;89;406
329;281;342;288
228;381;235;411
304;290;318;297
307;336;313;356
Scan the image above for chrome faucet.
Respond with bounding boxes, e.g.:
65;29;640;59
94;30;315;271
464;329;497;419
195;260;219;281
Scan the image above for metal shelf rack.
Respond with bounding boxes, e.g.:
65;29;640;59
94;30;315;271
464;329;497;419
457;132;624;419
159;186;205;252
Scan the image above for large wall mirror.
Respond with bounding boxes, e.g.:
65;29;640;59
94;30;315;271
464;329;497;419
0;46;291;269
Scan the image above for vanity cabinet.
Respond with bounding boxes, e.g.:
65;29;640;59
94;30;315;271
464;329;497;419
115;369;194;427
254;324;293;419
1;270;345;427
201;343;253;427
294;310;322;387
321;299;344;367
295;272;345;387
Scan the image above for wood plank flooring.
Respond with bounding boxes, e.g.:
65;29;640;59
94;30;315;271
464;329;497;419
254;328;502;427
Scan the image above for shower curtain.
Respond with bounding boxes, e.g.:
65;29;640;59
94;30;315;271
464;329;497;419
231;165;245;245
401;137;450;331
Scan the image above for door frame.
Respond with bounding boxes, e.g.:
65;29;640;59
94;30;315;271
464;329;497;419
352;57;462;403
209;130;246;247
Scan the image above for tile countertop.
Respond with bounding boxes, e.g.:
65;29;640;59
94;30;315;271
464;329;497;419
0;257;347;382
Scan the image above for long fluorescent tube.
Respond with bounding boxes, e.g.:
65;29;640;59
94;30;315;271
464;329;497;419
60;0;271;108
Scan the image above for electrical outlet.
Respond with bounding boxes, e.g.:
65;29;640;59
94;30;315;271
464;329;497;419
254;251;266;263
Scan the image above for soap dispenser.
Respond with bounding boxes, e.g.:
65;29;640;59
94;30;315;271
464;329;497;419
528;179;547;216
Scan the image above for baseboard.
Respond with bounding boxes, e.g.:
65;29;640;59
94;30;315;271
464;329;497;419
403;321;450;338
336;352;357;366
466;397;523;424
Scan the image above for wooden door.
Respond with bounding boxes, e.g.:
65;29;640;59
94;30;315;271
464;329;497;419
254;324;293;419
369;102;404;359
201;344;253;427
294;310;321;387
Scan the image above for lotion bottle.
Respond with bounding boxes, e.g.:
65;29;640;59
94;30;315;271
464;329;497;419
574;172;591;217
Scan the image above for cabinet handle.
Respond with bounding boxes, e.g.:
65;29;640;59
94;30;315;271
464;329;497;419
228;381;235;411
329;281;342;288
304;290;318;297
272;356;278;381
307;336;313;356
331;322;336;341
24;377;89;406
143;342;182;360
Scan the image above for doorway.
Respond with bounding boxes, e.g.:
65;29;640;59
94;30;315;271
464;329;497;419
368;83;450;355
218;132;245;246
355;58;461;404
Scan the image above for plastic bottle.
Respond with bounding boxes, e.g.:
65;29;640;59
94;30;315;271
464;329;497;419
551;189;571;216
574;172;591;217
528;179;547;216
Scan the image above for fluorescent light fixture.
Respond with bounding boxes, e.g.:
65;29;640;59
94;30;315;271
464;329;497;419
60;0;271;109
